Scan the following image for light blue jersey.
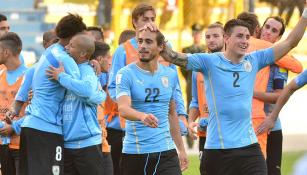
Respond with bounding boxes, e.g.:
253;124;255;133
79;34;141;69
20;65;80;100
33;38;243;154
264;65;288;131
21;43;80;135
116;63;177;154
6;64;27;86
108;38;187;132
58;62;106;149
295;69;307;87
187;48;275;149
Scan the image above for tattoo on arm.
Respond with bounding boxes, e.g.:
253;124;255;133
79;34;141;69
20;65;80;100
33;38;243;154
160;46;188;68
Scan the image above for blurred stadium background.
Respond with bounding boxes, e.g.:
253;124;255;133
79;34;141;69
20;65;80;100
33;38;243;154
1;0;307;174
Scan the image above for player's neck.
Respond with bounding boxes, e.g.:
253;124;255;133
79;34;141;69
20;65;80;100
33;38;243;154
223;50;243;64
136;58;158;74
5;56;21;71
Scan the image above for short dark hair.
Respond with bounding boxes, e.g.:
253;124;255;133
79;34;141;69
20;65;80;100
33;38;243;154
131;3;155;28
0;32;22;55
262;16;285;36
118;30;136;44
224;19;251;36
0;14;7;22
156;31;165;46
86;26;104;41
237;12;259;35
55;13;86;39
92;41;110;59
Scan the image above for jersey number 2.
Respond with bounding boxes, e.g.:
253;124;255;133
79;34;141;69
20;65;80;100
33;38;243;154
233;72;240;87
145;88;160;102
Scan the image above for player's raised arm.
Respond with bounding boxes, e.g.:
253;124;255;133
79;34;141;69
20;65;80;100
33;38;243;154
160;45;189;68
272;2;307;61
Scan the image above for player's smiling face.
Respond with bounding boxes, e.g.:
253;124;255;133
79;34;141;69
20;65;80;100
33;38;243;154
137;30;162;63
260;18;283;43
225;26;250;57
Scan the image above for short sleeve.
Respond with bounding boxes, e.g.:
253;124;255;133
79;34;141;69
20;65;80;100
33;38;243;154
187;53;211;72
116;68;132;99
250;48;275;70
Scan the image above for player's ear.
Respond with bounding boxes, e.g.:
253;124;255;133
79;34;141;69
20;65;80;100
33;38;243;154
157;44;163;53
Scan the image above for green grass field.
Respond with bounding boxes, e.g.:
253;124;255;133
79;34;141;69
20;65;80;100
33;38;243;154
183;151;306;175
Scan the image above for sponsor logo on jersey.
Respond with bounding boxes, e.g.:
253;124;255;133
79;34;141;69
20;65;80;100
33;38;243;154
243;61;252;72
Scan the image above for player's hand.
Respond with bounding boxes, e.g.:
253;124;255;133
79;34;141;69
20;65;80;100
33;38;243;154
5;110;18;124
139;22;159;32
90;60;101;75
256;116;275;135
188;122;198;140
0;123;13;136
46;62;64;81
178;151;189;171
140;113;158;128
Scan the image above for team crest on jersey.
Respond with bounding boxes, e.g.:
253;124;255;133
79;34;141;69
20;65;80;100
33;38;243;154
116;74;122;85
52;165;60;175
161;76;169;88
243;61;252;72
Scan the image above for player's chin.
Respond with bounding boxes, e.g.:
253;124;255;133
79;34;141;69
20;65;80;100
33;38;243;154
139;58;151;62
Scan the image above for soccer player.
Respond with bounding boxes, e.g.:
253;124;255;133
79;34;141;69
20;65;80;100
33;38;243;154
93;41;114;175
42;30;59;49
18;14;86;175
0;14;9;36
257;16;295;175
237;12;303;158
116;27;188;175
188;22;224;173
0;32;27;175
158;6;307;174
46;33;106;175
107;4;187;174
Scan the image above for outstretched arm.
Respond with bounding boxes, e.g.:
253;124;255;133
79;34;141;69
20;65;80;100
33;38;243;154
160;46;188;68
256;80;301;135
273;4;307;61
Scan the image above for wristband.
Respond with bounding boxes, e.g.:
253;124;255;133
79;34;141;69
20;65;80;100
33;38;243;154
303;8;307;19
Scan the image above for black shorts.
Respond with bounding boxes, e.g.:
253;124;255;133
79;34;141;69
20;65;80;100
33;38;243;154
64;144;104;175
199;137;206;152
0;144;16;175
200;143;267;175
102;152;114;175
121;149;181;175
19;127;64;175
266;130;283;175
106;128;124;175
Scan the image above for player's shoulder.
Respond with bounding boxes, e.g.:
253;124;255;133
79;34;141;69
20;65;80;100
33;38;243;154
159;64;176;74
117;63;135;75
